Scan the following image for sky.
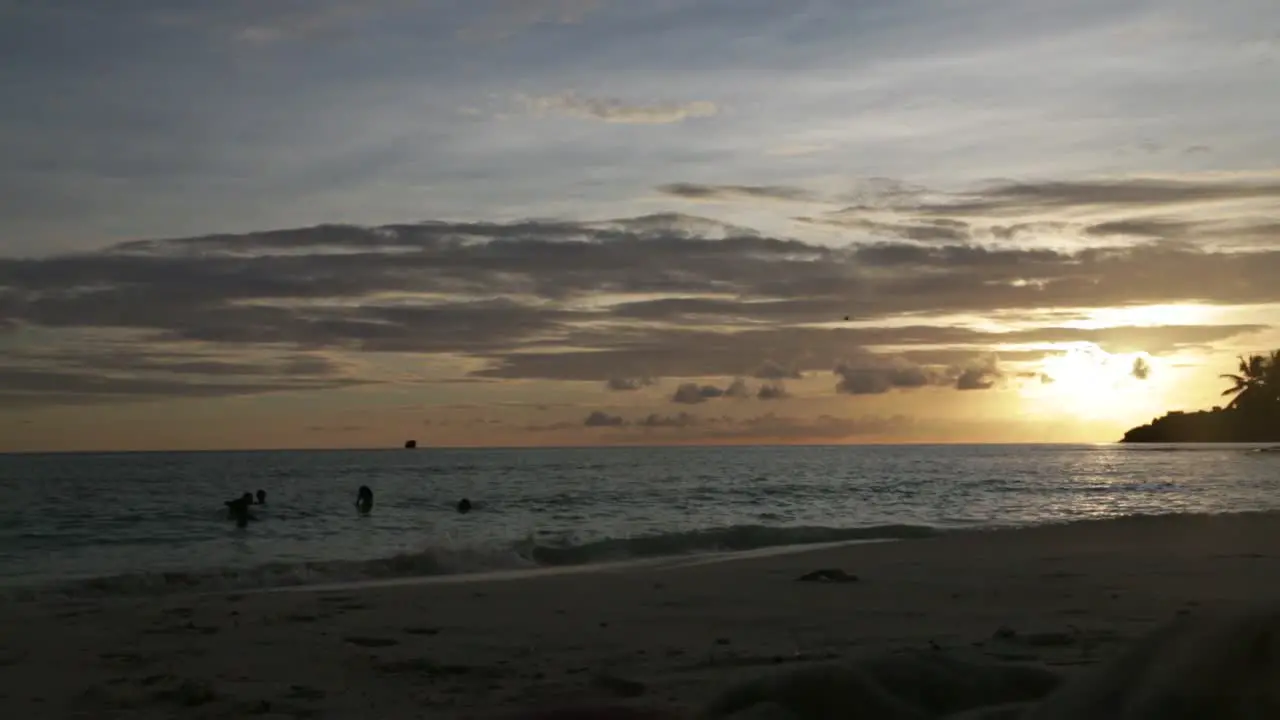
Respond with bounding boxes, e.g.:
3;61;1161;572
1;0;1279;451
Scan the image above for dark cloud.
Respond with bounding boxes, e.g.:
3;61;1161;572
813;176;1280;249
723;378;751;399
8;345;346;378
897;348;1047;367
0;367;367;408
1082;217;1280;248
916;177;1280;217
673;382;724;404
835;178;929;209
474;323;1266;382
2;199;1278;405
833;353;1000;393
669;378;754;404
637;412;699;428
579;410;907;441
583;411;914;441
583;410;625;427
757;381;789;400
5;217;1280;350
753;360;802;380
1084;219;1195;239
0;343;367;407
1131;356;1152;380
608;212;764;238
988;222;1073;240
524;419;577;433
605;295;842;324
657;183;819;203
955;357;1002;391
834;358;938;395
796;216;971;243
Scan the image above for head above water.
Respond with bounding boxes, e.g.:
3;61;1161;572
356;485;374;513
457;498;472;514
255;489;266;504
226;493;253;527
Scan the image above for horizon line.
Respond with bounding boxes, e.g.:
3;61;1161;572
5;440;1216;457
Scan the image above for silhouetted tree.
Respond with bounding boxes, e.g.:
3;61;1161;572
1220;351;1280;409
1124;349;1280;442
1266;350;1280;400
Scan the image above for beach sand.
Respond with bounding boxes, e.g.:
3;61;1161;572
4;511;1280;719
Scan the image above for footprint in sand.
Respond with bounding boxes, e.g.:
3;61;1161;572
151;678;219;707
99;652;148;666
344;636;399;648
796;568;860;583
374;658;481;678
592;674;647;699
286;684;326;700
0;651;29;667
55;608;102;620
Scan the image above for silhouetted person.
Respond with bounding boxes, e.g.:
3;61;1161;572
456;498;472;514
255;489;266;505
356;485;374;514
225;492;254;528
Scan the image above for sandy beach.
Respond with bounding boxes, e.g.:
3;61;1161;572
4;511;1280;719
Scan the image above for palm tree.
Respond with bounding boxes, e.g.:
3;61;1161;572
1264;349;1280;403
1220;351;1278;409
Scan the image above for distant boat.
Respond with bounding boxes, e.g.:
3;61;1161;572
404;440;417;449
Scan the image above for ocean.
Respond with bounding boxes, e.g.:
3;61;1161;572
1;443;1276;598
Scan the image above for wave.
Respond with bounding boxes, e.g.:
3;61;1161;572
524;523;937;566
6;523;939;600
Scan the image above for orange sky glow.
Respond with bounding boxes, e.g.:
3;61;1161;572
1;2;1277;452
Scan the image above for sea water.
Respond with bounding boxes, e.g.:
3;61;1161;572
0;444;1276;597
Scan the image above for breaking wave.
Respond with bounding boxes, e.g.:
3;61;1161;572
10;523;939;600
522;523;937;565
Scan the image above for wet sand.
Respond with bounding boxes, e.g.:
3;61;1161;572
4;511;1280;718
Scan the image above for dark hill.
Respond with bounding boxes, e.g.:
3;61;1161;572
1122;349;1280;443
1121;406;1280;443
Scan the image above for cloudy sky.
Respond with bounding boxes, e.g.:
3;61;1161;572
2;0;1278;451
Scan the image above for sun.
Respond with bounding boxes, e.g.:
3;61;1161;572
1019;343;1160;420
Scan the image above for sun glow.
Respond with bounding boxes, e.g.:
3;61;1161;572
1019;343;1164;420
1061;303;1217;330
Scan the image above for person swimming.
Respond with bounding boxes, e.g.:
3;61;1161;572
255;489;266;505
225;492;254;528
356;485;374;514
456;498;472;514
